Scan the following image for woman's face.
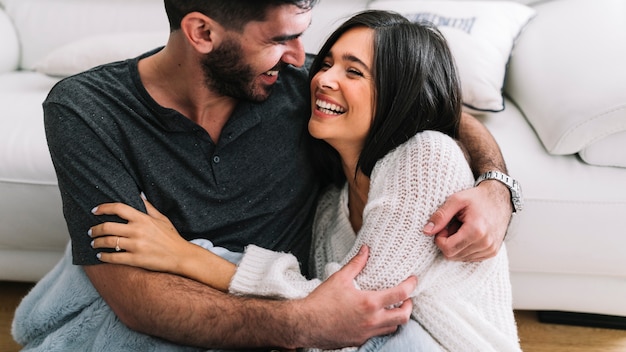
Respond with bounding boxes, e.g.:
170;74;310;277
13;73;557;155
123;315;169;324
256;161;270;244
309;27;375;154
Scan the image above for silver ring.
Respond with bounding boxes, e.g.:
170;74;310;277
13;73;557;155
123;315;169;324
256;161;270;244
115;236;121;252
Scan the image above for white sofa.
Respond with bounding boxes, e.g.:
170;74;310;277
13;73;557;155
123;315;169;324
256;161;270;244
1;0;625;324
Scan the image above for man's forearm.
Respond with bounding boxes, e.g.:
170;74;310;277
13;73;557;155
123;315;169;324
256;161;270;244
458;112;508;177
84;263;302;349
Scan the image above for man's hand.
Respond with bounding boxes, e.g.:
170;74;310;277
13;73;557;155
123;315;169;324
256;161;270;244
293;246;416;349
423;180;512;262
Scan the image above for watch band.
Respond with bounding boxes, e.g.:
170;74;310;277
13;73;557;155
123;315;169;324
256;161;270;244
475;170;523;213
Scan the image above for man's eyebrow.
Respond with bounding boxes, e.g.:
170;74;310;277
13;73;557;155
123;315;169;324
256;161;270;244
270;19;312;43
271;33;303;43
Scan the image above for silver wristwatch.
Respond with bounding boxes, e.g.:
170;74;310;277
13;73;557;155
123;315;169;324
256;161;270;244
475;170;523;213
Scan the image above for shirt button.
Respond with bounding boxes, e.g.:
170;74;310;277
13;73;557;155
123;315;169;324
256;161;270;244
213;155;221;164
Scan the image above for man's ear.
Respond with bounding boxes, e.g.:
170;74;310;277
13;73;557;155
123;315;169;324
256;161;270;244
180;12;224;54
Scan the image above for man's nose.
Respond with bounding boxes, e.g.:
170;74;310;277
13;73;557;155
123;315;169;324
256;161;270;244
282;38;306;67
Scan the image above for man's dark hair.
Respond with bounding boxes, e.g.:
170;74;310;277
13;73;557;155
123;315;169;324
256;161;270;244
164;0;319;32
309;10;462;186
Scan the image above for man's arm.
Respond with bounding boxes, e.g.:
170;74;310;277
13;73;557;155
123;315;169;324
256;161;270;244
88;201;415;349
423;112;513;261
84;247;415;350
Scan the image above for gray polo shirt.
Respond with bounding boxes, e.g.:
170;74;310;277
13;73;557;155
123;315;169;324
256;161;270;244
44;49;319;270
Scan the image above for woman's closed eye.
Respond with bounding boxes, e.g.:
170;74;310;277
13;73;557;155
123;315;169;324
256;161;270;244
347;68;364;77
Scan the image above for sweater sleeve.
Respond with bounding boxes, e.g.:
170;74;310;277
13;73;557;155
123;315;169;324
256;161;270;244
341;131;474;292
229;244;322;299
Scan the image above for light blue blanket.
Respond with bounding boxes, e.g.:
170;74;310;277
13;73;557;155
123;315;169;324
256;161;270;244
11;242;203;352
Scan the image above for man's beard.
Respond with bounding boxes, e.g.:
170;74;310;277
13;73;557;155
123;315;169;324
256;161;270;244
201;38;274;102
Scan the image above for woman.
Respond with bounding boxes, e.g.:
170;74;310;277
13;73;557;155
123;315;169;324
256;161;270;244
91;10;520;351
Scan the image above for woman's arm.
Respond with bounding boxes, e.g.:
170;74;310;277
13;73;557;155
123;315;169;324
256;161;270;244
343;131;475;291
90;199;235;292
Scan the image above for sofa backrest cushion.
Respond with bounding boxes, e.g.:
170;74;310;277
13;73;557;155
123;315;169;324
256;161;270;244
2;0;167;70
0;7;19;73
504;0;626;161
33;32;168;77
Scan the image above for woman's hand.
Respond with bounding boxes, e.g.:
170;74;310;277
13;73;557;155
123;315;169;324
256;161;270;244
89;196;237;291
89;197;194;275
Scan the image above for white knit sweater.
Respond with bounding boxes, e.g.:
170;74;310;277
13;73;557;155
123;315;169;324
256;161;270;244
229;131;521;352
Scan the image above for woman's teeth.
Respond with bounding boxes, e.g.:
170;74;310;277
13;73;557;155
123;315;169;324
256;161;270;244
265;70;278;76
316;99;345;115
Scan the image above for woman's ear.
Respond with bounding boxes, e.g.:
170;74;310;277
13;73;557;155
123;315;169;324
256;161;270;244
180;12;223;54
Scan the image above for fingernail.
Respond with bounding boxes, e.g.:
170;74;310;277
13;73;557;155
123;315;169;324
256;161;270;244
423;222;435;233
96;253;101;260
140;192;147;201
90;240;94;248
91;206;98;214
88;229;92;237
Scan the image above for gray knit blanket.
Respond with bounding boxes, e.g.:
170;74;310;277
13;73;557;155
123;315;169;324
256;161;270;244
11;242;203;352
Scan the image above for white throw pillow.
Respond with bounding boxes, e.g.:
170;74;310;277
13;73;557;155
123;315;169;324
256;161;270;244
504;0;626;156
34;32;169;77
368;0;535;113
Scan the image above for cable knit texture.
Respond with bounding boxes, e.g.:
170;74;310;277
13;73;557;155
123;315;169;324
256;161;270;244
230;131;521;351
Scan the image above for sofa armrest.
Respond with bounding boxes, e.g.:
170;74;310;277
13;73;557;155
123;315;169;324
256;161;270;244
0;7;19;73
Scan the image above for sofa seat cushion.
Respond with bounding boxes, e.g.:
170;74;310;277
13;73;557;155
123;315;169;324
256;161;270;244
0;72;59;183
505;0;626;161
0;72;68;267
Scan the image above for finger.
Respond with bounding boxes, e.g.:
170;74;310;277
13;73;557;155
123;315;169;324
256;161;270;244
375;298;414;336
91;235;134;252
142;196;167;221
96;251;139;266
380;275;417;309
437;231;497;261
92;202;145;222
89;221;135;239
455;241;500;262
392;298;414;324
423;195;466;236
434;229;472;259
338;246;370;279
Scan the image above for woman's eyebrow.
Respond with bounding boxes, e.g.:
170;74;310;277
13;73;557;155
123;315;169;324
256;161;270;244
342;53;370;71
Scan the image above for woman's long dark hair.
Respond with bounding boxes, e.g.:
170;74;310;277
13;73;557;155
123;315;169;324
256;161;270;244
308;10;462;187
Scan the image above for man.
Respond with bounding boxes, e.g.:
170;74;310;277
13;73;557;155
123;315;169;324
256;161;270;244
13;0;514;350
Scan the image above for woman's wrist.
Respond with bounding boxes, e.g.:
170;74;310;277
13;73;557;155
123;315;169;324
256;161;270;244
180;242;236;292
